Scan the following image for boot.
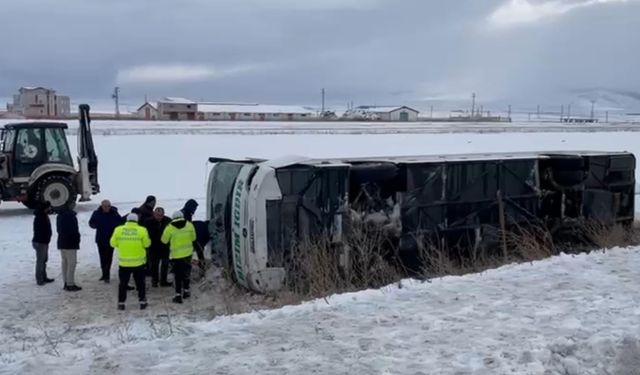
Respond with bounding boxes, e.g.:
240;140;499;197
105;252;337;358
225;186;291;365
44;278;55;283
183;290;191;299
140;301;148;310
63;283;69;291
66;285;82;292
172;295;183;304
118;303;125;311
126;285;135;291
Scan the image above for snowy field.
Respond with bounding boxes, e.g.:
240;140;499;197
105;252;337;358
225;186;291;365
1;124;640;374
2;118;640;136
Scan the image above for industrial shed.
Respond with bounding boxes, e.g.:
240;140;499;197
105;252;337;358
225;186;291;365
198;103;316;121
136;102;159;120
355;106;420;121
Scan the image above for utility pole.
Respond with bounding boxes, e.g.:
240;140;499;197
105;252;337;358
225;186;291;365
321;88;325;114
471;93;476;118
590;100;596;120
536;105;541;119
508;105;512;119
112;87;120;119
567;104;572;120
605;111;609;123
560;105;564;122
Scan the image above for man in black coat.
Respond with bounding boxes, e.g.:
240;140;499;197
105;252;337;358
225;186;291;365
181;199;207;271
192;220;210;272
180;199;198;222
137;195;156;224
57;204;82;291
143;207;172;287
89;200;123;283
32;201;54;285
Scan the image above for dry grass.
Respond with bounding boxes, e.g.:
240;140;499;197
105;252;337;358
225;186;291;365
220;218;638;309
580;221;635;250
285;221;401;299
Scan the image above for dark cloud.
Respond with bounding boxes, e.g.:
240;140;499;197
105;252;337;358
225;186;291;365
1;0;638;110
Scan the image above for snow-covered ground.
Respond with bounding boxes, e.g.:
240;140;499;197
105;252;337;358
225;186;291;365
1;125;640;374
2;118;640;136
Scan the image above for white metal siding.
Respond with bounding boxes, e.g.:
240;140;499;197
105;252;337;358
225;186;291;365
389;108;419;121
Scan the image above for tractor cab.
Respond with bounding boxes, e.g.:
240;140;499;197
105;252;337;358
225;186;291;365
0;104;99;211
0;123;73;178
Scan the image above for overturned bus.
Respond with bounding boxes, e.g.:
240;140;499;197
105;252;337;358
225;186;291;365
206;151;635;293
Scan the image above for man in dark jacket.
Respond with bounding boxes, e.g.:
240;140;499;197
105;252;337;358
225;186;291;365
57;204;82;291
181;199;205;271
192;220;210;273
137;195;156;224
180;199;198;222
32;201;54;285
144;207;172;287
89;200;123;283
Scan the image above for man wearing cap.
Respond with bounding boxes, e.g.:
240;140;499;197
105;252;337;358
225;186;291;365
161;211;197;304
110;213;151;310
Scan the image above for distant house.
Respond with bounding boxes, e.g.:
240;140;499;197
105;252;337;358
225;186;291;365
6;87;71;118
157;97;197;120
136;102;158;120
354;106;419;121
198;103;316;121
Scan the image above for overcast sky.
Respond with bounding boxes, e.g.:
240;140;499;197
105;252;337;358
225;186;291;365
1;0;638;110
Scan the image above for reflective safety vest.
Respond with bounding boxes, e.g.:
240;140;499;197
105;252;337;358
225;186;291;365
110;221;151;267
161;219;196;260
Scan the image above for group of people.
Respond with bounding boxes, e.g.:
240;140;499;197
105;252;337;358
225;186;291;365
31;196;210;310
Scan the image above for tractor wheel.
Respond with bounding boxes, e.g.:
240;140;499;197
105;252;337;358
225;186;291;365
34;175;77;212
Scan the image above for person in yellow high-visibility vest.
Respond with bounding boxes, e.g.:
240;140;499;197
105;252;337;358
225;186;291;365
161;211;196;304
110;213;151;310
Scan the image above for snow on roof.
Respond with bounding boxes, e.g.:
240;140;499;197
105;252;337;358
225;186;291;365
160;97;195;104
356;105;419;113
198;103;315;115
20;86;54;92
136;102;158;111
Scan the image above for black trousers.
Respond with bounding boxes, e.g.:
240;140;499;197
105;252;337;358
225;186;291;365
149;247;170;285
97;243;114;280
118;266;146;303
172;257;192;295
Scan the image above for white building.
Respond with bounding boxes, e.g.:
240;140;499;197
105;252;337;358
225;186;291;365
136;102;159;120
7;87;71;118
157;97;197;120
198;103;316;121
352;106;419;121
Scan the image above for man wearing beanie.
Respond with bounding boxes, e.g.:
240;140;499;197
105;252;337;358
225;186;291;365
110;213;151;310
161;211;197;303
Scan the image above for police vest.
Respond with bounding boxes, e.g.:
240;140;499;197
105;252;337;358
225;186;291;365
161;220;196;260
110;222;151;267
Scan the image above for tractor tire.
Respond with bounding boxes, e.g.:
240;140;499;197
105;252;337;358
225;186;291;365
34;175;77;212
